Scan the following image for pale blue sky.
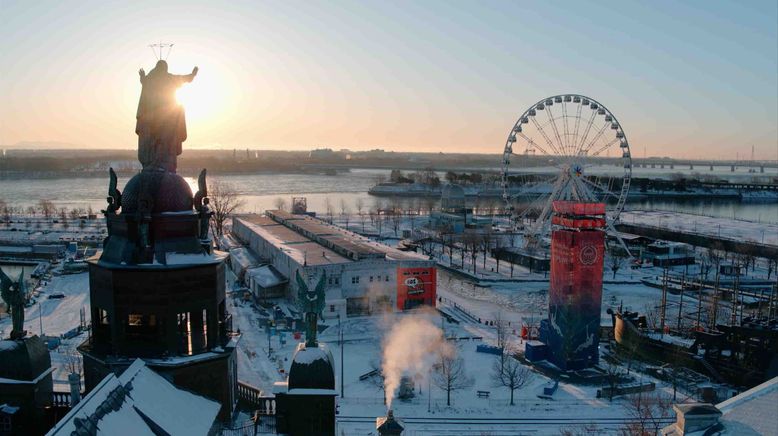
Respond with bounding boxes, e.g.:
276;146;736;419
1;0;776;158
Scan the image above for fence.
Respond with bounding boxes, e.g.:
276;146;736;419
236;381;276;415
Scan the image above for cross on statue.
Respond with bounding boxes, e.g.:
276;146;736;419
148;41;174;61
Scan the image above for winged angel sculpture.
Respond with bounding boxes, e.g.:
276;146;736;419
295;270;326;347
0;268;26;340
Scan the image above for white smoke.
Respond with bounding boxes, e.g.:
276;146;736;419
381;312;452;409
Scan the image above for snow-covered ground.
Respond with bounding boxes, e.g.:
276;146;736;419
0;217;105;245
0;272;89;339
226;268;684;435
621;210;778;245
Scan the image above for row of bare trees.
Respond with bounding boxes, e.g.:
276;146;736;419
0;198;98;228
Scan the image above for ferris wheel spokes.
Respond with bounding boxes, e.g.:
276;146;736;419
501;94;632;247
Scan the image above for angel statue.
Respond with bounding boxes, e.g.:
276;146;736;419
295;270;326;347
0;268;26;340
104;167;122;214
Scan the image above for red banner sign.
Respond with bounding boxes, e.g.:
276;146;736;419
396;267;437;310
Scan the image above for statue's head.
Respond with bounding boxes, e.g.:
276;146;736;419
153;60;168;74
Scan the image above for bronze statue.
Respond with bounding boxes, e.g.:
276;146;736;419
295;271;326;347
194;169;212;241
0;268;26;340
136;60;198;173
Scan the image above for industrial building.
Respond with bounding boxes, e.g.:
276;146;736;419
231;210;436;319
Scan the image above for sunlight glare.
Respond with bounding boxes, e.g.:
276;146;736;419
175;72;223;122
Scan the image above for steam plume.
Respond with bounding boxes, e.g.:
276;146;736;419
381;313;451;408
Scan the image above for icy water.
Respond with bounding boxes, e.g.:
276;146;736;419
1;167;776;222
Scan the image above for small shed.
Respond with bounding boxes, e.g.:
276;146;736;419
229;247;262;283
247;264;288;300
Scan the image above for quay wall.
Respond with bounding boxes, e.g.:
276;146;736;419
615;223;778;259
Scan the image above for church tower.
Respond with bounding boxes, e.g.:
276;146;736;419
78;167;238;420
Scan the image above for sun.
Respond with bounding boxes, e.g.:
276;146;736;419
175;75;222;122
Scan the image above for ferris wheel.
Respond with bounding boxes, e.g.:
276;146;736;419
500;94;632;247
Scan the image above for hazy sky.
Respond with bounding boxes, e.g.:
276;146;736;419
1;0;776;159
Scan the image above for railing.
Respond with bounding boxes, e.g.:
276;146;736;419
218;416;277;435
237;381;276;415
51;391;72;408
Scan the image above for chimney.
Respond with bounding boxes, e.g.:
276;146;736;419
376;409;404;436
664;403;722;435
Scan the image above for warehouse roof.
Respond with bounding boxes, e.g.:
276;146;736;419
235;212;429;265
265;210;427;261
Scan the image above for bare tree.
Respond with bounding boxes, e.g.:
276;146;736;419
273;197;287;211
1;202;10;227
619;392;673;436
610;255;624;280
367;360;387;404
491;355;532;405
372;209;383;236
38;199;54;221
481;231;493;270
209;179;245;238
432;349;473;406
64;348;83;376
59;207;69;229
559;423;602;436
355;198;365;232
324;196;334;224
69;208;80;222
494;311;510;370
603;362;623;402
389;197;401;237
339;198;350;229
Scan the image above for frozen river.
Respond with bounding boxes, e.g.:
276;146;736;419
1;168;776;222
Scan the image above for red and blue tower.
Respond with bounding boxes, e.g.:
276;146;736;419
537;201;606;371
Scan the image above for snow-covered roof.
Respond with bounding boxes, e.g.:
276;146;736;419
663;377;778;436
715;376;778;435
236;213;431;265
247;264;287;288
47;359;220;436
230;246;261;269
218;233;242;251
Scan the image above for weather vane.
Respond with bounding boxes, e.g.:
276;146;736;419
149;41;175;60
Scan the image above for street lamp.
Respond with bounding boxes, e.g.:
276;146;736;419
338;314;344;398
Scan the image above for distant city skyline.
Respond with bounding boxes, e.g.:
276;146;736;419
1;0;776;159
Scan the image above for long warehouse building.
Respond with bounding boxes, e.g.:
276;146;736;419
231;210;436;319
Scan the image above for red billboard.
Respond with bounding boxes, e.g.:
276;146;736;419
396;267;437;310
